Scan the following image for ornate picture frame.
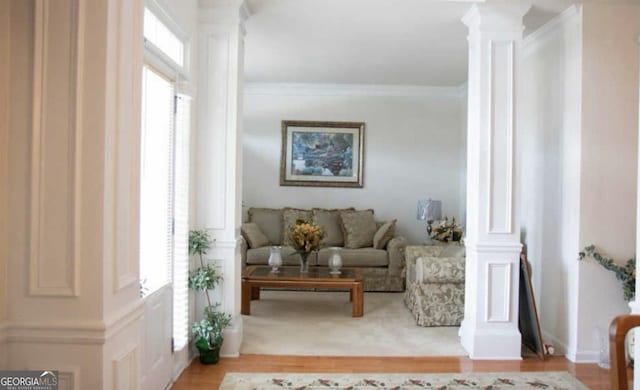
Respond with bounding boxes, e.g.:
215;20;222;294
280;120;365;188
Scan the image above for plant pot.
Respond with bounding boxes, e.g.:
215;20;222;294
197;336;223;365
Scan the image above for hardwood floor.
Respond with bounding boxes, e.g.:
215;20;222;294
171;354;622;389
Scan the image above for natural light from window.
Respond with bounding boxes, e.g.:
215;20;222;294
139;66;174;296
144;8;184;68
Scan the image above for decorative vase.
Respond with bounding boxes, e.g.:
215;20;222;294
268;246;283;273
299;252;311;273
328;247;342;274
197;336;223;365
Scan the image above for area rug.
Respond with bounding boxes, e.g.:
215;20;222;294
219;371;589;389
241;291;466;356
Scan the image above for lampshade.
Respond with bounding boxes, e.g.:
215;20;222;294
417;199;442;221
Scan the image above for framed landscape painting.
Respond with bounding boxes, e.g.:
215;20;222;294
280;120;365;188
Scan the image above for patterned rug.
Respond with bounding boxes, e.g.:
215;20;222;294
219;371;589;389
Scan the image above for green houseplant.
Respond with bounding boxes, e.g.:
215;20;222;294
579;244;636;301
189;229;231;364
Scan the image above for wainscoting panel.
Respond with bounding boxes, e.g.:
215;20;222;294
29;0;83;297
113;346;139;390
105;0;143;293
485;262;512;322
487;40;514;235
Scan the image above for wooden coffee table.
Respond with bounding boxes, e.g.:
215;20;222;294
241;266;364;317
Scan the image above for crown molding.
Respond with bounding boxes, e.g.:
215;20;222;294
245;82;466;99
522;4;581;51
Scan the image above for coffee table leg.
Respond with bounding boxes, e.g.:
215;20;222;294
349;289;353;302
241;281;251;315
352;282;363;317
251;286;260;300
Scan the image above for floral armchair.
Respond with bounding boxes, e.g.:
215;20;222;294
404;244;465;327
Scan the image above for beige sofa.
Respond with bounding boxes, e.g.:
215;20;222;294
240;207;408;292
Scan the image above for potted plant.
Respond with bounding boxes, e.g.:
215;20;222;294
189;229;232;364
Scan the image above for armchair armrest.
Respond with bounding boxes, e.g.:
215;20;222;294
387;236;408;277
405;245;446;284
416;256;465;284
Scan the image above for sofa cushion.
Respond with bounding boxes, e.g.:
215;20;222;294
282;208;313;246
340;209;377;249
317;247;388;267
312;208;354;247
246;246;309;266
248;208;283;245
241;223;270;248
373;219;396;249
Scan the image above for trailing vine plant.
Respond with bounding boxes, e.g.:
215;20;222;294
579;244;636;301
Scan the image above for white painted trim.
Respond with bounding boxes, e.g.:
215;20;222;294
245;82;466;99
465;241;523;253
30;0;83;297
58;369;80;390
105;0;143;293
112;345;139;390
485;262;512;322
26;366;80;390
104;300;145;340
7;300;143;344
486;40;514;234
522;5;581;49
212;238;242;249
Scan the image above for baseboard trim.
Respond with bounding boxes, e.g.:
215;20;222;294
6;300;143;345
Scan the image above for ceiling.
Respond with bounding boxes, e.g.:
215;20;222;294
243;0;578;87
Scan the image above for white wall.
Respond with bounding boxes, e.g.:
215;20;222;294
520;3;640;362
576;2;640;360
243;84;466;244
520;5;583;359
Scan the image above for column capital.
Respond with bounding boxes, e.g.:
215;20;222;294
462;3;530;35
199;0;251;32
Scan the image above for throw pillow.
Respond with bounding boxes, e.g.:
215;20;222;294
373;219;397;249
282;208;313;246
248;207;283;245
312;208;355;247
340;209;377;249
241;223;270;249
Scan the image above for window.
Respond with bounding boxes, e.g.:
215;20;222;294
139;66;174;295
140;6;191;351
143;8;185;68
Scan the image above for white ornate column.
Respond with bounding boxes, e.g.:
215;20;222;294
196;0;249;356
460;4;530;360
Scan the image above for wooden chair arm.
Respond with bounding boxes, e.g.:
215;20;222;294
609;314;640;390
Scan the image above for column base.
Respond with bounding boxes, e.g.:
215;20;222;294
460;321;522;360
221;315;243;357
